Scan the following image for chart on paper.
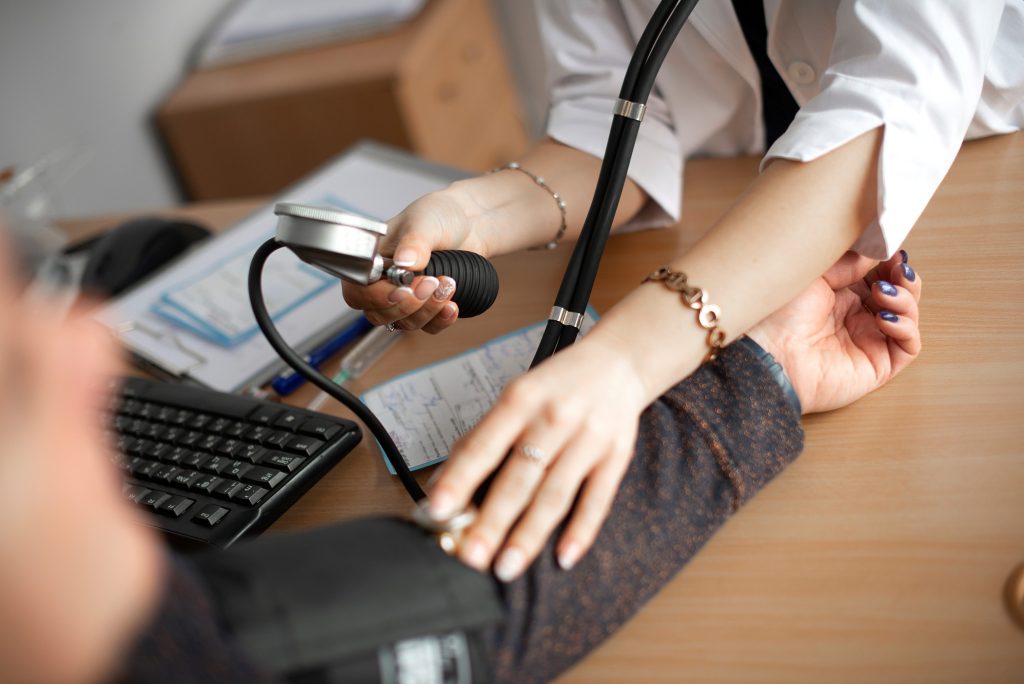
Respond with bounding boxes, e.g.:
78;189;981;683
362;310;597;471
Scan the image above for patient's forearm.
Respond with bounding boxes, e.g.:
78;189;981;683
487;341;805;683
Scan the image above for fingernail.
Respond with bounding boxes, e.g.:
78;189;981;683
558;542;581;571
463;538;489;569
440;303;457;320
388;286;413;304
900;249;909;264
494;547;525;583
428;489;457;521
879;310;899;323
433;277;456;301
394;249;418;267
877;280;898;297
901;263;916;282
414;276;439;301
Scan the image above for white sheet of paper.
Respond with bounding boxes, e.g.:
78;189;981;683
362;310;597;472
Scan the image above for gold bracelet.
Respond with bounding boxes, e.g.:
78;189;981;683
643;266;727;363
490;162;567;250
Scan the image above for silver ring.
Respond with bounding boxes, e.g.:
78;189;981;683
518;444;549;467
385;322;398;333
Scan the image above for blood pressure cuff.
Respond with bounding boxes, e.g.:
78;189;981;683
192;517;504;683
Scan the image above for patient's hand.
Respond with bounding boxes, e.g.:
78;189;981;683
747;250;923;414
0;260;163;683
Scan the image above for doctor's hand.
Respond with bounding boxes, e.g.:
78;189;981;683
340;188;495;334
747;249;923;414
427;334;648;582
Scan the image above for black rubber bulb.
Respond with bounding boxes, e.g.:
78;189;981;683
420;250;499;318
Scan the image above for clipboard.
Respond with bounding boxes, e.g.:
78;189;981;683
95;141;469;393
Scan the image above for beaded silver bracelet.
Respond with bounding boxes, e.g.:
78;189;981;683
491;161;567;250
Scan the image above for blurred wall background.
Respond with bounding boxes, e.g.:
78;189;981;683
0;0;546;219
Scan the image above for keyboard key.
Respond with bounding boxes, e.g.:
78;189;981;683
223;460;252;480
262;430;291;448
143;423;167;441
196;434;222;452
121;399;143;416
225;421;248;439
165;447;190;464
172;470;202;489
247;405;282;426
129;439;153;456
187;413;213;430
230;484;268;506
126;419;148;436
208;417;232;434
114;415;132;433
202;455;230;474
139;490;171;511
135;402;158;419
123;484;150;504
215;439;244;457
242;466;286;489
283;435;325;457
298;418;341;441
273;412;305;432
169;409;193;425
162;426;184;443
261;452;306;473
157;495;194;518
192;504;229;527
245;425;272;444
177;431;204;448
182;452;211;470
145;442;171;461
236;444;266;464
117;436;137;454
190;475;223;494
213;480;243;501
131;458;161;479
153;465;182;484
155;406;177;422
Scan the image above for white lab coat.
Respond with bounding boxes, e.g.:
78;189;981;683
536;0;1024;258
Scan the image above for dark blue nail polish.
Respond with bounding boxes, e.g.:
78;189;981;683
879;310;899;323
901;263;916;282
899;249;909;264
878;280;898;297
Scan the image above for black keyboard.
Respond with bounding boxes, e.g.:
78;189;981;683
109;377;361;548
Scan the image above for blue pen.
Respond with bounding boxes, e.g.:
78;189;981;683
270;316;373;396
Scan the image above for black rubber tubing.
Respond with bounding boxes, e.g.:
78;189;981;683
249;238;426;502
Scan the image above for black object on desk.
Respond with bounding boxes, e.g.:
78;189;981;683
111;376;361;548
81;216;210;297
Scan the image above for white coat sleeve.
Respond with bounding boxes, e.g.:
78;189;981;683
764;1;1005;259
534;1;681;230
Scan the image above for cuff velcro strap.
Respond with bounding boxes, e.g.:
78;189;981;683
734;336;802;415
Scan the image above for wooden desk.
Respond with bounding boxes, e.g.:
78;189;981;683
65;133;1024;681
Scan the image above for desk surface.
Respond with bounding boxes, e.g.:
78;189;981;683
65;132;1024;682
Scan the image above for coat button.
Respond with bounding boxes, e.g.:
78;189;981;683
787;61;817;86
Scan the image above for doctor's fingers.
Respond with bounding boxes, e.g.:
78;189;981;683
497;427;633;581
393;277;457;332
428;379;547;523
342;276;440;327
459;414;583;574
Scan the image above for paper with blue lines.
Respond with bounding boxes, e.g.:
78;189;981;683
362;309;597;472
